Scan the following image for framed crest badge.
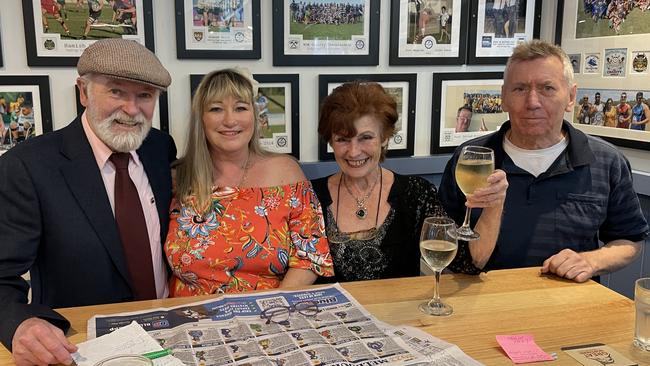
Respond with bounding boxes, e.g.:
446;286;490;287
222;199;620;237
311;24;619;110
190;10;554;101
0;76;53;155
318;74;416;161
22;0;154;66
190;73;301;158
389;0;469;65
272;0;380;66
467;0;541;64
175;0;261;59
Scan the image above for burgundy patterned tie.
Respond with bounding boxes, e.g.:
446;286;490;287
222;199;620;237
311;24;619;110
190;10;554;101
110;153;157;300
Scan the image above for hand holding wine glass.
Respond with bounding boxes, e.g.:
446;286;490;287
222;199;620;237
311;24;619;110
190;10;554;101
449;146;495;241
419;217;458;316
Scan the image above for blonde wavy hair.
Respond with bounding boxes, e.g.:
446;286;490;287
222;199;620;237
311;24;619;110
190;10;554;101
175;69;269;213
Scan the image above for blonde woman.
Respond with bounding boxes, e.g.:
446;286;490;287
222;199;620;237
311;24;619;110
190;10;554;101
165;69;333;296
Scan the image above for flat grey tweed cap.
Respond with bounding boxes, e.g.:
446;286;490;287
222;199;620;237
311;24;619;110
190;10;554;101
77;38;171;90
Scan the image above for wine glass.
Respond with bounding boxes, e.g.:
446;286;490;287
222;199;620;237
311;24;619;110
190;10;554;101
419;216;458;316
448;145;495;241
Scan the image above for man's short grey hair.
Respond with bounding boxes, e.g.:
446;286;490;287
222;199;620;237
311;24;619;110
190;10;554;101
504;39;575;87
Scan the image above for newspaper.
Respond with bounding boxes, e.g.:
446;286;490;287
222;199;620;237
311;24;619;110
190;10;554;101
87;284;482;366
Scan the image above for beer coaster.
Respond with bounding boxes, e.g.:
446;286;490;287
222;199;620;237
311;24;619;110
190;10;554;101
561;343;636;366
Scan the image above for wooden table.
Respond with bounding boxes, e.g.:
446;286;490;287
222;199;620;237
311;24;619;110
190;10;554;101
0;267;647;365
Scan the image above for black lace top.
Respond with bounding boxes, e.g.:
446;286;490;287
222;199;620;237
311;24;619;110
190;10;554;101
312;172;480;283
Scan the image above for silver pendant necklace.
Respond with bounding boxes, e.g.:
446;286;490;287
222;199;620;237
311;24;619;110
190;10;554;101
342;168;380;220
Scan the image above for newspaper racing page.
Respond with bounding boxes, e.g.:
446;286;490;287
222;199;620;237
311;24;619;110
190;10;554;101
88;284;481;366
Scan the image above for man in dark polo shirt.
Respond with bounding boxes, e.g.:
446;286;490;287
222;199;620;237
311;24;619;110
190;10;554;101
440;40;648;283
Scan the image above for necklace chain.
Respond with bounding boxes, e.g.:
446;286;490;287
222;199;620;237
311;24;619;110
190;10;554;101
237;151;251;188
342;168;380;219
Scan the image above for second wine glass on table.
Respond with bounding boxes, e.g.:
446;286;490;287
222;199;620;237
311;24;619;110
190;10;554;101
449;145;495;241
419;216;458;316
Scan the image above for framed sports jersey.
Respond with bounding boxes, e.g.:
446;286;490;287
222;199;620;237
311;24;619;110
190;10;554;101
389;0;470;65
556;0;650;151
317;74;416;161
272;0;380;66
74;86;170;133
175;0;261;59
0;76;52;155
190;73;301;159
467;0;541;64
22;0;154;66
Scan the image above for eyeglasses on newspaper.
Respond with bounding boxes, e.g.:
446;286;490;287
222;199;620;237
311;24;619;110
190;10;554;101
260;301;319;324
328;227;378;244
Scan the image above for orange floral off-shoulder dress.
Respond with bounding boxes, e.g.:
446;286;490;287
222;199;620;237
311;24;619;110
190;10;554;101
165;180;334;296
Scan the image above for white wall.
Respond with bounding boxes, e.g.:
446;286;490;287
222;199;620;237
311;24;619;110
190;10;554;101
1;0;648;172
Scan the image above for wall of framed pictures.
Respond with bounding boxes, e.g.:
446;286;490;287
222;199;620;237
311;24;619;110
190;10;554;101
0;1;648;175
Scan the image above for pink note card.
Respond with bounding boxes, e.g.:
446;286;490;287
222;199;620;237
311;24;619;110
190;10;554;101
496;334;555;364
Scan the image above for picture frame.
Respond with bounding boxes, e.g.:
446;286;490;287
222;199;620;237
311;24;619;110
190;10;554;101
0;76;53;155
74;86;170;133
0;30;3;67
190;73;301;158
556;1;650;151
430;71;505;154
272;0;380;66
22;0;154;66
389;0;469;65
467;0;541;65
174;0;261;59
568;88;650;151
318;73;416;161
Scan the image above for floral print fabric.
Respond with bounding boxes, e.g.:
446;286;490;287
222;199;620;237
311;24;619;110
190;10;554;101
165;180;333;296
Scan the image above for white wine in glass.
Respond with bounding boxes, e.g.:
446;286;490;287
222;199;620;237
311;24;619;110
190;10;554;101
449;146;495;241
419;217;458;316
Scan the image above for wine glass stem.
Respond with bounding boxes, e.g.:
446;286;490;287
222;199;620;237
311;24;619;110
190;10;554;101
433;270;442;303
461;206;472;229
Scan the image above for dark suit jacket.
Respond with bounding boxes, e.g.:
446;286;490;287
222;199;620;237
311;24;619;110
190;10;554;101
0;117;176;350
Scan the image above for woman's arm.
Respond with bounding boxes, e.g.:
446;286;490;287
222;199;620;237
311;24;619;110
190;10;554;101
279;268;318;288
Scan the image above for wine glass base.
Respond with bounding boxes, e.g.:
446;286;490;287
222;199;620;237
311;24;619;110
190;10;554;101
448;227;480;241
419;300;453;316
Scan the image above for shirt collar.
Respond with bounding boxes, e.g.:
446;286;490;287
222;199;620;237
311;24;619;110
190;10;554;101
81;111;141;169
490;120;594;169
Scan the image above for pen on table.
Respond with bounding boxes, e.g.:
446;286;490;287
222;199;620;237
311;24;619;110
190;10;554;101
142;348;172;360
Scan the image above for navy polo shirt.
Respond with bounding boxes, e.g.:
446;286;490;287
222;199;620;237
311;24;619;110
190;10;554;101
439;121;649;271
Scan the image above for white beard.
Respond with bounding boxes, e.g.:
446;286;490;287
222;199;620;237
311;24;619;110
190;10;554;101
87;107;152;153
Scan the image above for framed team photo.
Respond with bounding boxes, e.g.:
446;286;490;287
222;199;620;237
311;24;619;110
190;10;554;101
568;87;650;151
74;85;170;133
317;74;416;161
175;0;261;59
389;0;469;65
22;0;154;66
430;72;505;154
0;76;52;156
190;73;301;158
467;0;541;65
272;0;380;66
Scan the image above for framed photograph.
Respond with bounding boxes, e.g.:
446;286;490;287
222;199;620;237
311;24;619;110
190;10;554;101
568;88;650;151
22;0;154;66
467;0;541;65
430;72;505;154
0;30;3;67
389;0;469;65
318;74;416;161
190;73;300;158
556;1;650;151
74;86;170;133
174;0;261;59
0;76;52;155
272;0;380;66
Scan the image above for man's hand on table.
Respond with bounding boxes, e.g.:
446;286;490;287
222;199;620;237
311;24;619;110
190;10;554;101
12;317;77;366
541;248;595;283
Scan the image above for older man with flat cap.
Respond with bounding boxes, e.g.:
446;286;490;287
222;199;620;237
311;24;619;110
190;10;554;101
0;39;176;365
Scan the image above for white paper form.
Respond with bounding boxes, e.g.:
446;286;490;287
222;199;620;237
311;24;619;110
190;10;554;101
71;321;184;366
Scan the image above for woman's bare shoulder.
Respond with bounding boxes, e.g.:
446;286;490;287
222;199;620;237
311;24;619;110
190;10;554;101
253;154;306;186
